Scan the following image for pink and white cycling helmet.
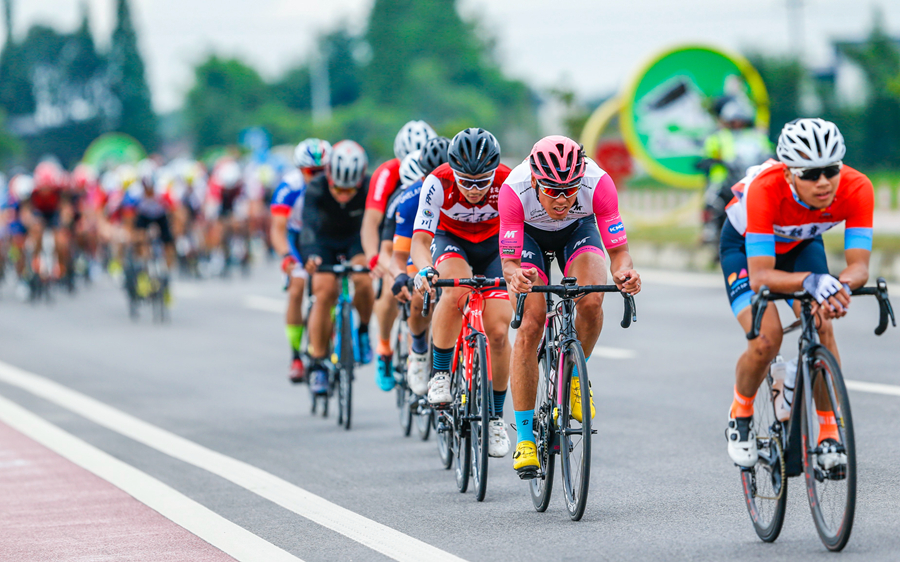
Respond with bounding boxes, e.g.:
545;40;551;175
528;135;586;185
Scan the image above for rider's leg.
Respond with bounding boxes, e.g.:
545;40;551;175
566;251;608;355
483;296;513;396
350;253;374;325
308;273;339;359
286;275;307;359
509;287;546;441
374;240;398;357
734;305;783;414
432;257;471;350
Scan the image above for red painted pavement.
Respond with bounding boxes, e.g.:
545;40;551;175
0;422;237;562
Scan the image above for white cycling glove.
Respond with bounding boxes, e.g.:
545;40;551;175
802;273;844;303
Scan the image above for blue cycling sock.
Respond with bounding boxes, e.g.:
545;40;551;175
432;345;453;372
492;389;506;416
514;409;535;443
411;330;429;355
572;353;590;378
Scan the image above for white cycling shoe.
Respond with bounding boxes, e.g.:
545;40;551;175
726;415;758;468
817;438;847;471
427;372;452;404
488;419;510;458
407;351;430;395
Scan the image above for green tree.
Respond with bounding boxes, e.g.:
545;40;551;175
746;54;804;142
108;0;157;150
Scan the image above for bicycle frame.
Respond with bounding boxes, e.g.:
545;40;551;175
449;287;494;411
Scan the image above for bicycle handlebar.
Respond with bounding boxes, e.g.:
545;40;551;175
510;282;636;330
421;276;506;317
746;277;895;340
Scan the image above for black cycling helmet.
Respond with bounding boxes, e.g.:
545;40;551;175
448;128;500;176
418;136;450;176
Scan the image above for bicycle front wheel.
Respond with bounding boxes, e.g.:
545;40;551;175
469;335;491;502
453;349;470;493
530;347;556;512
741;371;787;542
559;342;591;521
416;405;432;441
802;346;856;551
339;304;354;431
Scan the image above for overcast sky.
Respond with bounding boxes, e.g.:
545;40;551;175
5;0;899;112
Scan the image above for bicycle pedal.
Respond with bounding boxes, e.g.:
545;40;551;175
516;467;539;481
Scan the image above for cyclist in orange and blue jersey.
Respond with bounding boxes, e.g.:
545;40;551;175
720;118;873;471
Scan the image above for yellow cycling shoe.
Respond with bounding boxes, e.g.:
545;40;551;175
513;440;540;480
570;376;595;423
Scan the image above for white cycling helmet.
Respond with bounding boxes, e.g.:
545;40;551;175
776;118;846;168
393;120;436;161
327;140;368;188
293;138;332;169
215;160;242;189
10;174;34;201
398;150;424;188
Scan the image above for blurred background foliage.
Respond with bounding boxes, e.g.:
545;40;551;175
0;0;899;170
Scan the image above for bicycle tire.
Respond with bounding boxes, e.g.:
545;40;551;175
802;346;856;551
453;348;470;493
437;410;453;469
559;342;591;521
400;386;413;436
470;335;491;502
416;406;432;441
530;347;556;512
741;372;787;542
339;304;354;431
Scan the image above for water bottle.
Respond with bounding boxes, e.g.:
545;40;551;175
771;356;797;422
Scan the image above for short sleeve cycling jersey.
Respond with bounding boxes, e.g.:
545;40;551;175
365;158;401;213
497;158;628;259
413;162;512;244
391;180;423;252
724;159;874;257
269;169;306;232
301;174;370;242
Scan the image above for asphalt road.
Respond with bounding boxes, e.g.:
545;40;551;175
1;263;898;561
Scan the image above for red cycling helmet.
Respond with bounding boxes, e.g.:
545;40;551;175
528;135;586;185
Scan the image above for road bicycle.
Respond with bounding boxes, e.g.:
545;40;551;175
510;269;636;521
741;278;894;550
393;279;432;439
309;259;369;430
424;275;506;502
123;226;170;322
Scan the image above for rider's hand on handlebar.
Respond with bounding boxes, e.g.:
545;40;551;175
414;266;438;298
613;269;641;295
804;273;849;318
392;273;412;303
280;254;298;275
508;267;539;294
304;255;322;275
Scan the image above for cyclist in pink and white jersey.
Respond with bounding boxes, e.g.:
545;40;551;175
499;135;641;477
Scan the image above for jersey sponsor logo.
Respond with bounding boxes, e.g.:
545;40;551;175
423;209;434;218
500;239;517;246
419;219;433;229
443;245;461;252
573;236;590;248
773;222;839;240
608;222;625;234
501;247;516;256
425;186;435;205
522;250;536;259
503;230;518;239
374;169;391;201
396;215;405;224
529;208;545;218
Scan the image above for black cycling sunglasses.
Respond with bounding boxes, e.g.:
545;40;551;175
791;162;842;181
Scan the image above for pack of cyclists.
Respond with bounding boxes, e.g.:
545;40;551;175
0;115;887;531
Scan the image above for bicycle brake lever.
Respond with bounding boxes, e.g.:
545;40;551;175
510;293;526;329
747;287;770;340
620;293;636;328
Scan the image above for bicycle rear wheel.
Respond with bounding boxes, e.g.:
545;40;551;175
339;304;354;431
416;406;432;441
741;371;787;542
802;346;856;551
469;335;491;502
559;342;591;521
436;410;453;469
530;348;556;512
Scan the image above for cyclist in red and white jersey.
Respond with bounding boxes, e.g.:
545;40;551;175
499;136;640;477
361;120;437;391
412;127;513;458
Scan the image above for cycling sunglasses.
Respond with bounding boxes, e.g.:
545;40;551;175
537;179;581;199
453;171;495;191
790;161;842;181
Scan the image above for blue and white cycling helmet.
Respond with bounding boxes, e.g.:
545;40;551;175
399;150;424;188
293;138;332;169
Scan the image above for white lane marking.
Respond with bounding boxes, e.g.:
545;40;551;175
641;268;722;288
244;295;284;314
845;380;900;397
592;345;637;360
0;361;466;562
0;394;301;562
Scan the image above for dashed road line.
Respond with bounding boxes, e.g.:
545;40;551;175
592;345;637;359
0;394;301;562
845;380;900;397
0;360;466;562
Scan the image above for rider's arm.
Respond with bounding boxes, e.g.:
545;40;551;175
592;173;639;292
498;184;532;293
361;209;383;261
361;161;397;260
270;213;290;256
410;175;443;271
838;175;874;290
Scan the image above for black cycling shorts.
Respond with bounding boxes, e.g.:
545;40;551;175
431;230;503;279
301;235;364;267
519;217;606;283
719;218;829;316
135;213;174;245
